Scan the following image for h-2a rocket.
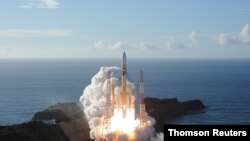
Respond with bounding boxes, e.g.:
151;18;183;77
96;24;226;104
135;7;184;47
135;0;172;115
120;51;130;118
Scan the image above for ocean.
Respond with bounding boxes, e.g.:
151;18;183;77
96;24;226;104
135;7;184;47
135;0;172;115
0;59;250;125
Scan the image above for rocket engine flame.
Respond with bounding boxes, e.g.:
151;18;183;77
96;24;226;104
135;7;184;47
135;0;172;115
111;108;139;133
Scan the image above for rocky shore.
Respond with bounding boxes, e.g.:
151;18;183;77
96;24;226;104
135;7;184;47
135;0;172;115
0;97;205;141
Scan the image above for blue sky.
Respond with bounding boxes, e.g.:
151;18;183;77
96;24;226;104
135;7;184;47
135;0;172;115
0;0;250;58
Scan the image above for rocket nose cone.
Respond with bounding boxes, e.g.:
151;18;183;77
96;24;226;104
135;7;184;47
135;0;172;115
122;52;126;64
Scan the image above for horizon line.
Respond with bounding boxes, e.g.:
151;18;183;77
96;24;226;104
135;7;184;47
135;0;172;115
0;57;250;60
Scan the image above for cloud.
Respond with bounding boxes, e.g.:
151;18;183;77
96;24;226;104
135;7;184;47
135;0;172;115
218;24;250;45
93;40;159;50
133;42;160;50
166;31;199;49
93;40;125;50
20;0;60;9
113;41;125;49
93;40;106;49
92;31;201;51
166;24;250;48
166;40;193;49
93;26;250;51
218;34;238;45
0;29;72;37
187;31;197;42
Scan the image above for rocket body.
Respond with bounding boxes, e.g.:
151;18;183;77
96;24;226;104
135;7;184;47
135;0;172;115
110;52;135;118
120;52;130;118
121;52;128;106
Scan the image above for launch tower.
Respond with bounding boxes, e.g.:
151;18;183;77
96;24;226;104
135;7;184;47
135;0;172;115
139;70;147;126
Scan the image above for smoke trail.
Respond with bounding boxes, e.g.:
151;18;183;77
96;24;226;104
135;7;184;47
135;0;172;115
79;67;163;141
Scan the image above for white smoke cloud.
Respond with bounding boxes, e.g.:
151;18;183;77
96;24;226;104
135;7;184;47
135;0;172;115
80;67;120;139
79;66;163;141
151;133;164;141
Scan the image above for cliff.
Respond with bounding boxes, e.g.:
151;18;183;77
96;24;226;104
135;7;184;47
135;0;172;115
0;121;69;141
144;97;205;132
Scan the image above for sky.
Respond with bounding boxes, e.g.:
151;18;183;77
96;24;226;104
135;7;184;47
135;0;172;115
0;0;250;58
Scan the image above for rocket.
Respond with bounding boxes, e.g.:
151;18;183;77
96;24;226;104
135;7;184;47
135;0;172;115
121;51;129;118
